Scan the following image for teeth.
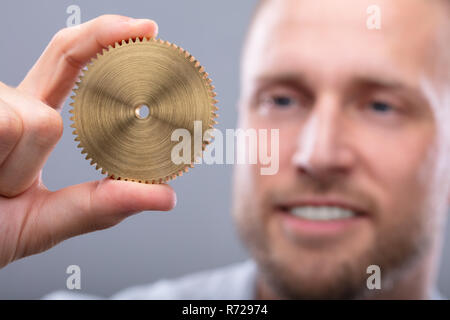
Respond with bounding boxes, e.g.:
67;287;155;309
290;206;355;221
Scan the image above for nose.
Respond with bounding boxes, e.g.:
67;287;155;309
292;96;355;179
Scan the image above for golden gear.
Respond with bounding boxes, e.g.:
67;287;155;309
69;37;218;183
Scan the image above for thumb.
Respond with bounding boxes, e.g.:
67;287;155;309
39;178;176;242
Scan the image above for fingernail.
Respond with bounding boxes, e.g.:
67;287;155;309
129;18;154;27
129;18;147;24
129;19;158;36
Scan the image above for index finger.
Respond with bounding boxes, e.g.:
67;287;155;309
18;15;158;109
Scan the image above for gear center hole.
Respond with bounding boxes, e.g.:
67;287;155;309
135;104;150;120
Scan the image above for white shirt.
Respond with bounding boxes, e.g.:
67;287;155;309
43;259;446;300
43;260;258;300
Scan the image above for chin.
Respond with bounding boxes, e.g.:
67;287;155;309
252;220;380;299
257;249;375;299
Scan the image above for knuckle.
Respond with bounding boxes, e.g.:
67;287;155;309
97;14;122;24
51;28;72;47
0;106;23;148
97;14;113;22
51;28;82;69
29;107;63;146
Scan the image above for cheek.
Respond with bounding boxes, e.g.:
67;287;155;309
278;126;299;168
251;117;300;179
234;118;299;219
358;124;437;221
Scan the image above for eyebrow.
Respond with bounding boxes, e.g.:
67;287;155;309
351;75;429;106
253;72;429;106
254;73;315;97
351;75;415;92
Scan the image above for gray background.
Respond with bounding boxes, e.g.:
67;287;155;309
0;0;449;299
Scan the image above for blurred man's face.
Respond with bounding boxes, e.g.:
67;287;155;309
233;0;450;299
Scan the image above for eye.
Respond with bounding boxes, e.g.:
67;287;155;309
254;87;309;118
369;101;394;113
272;95;296;108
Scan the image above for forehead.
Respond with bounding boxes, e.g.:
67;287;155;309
242;0;448;90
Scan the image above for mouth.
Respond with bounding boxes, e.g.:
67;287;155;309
276;200;369;238
289;206;357;221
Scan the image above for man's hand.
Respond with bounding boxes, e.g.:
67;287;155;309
0;15;176;268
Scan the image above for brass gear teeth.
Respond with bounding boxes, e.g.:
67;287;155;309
69;37;218;184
